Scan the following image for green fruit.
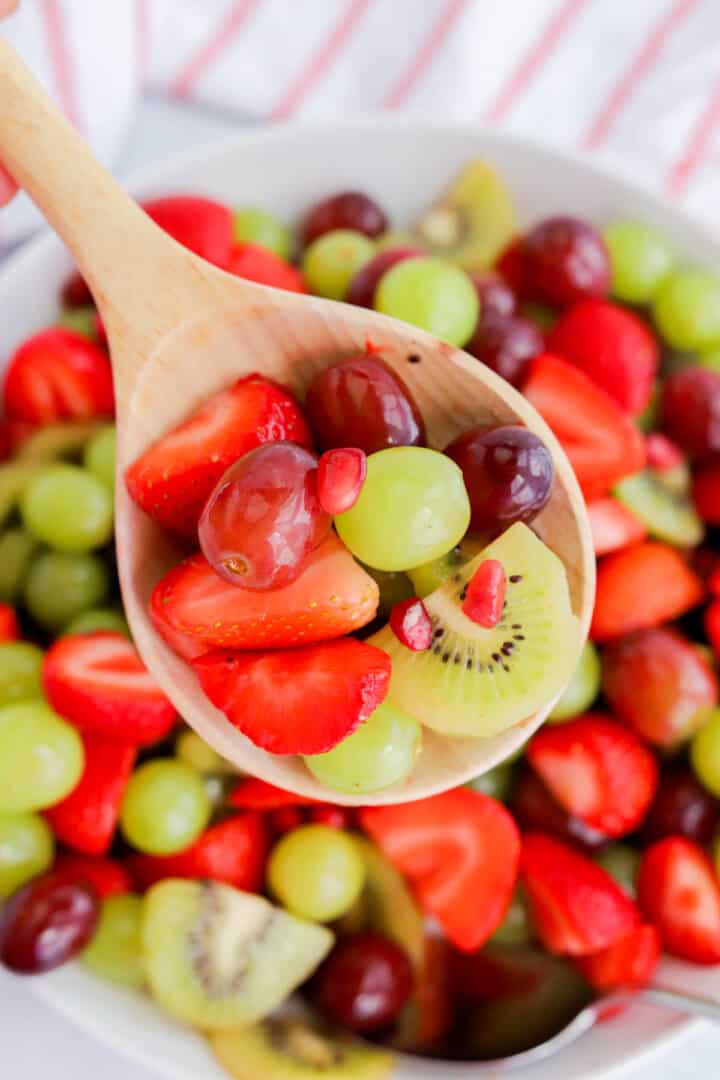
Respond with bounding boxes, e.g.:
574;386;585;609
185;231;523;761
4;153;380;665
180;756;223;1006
636;384;661;433
0;701;84;812
370;523;579;738
375;256;479;347
699;348;720;374
595;845;641;899
549;641;601;722
268;825;366;923
142;879;333;1029
82;893;145;987
120;760;211;855
361;565;414;619
302;229;375;300
83;425;116;492
175;730;236;775
490;887;533;946
0;641;44;706
21;463;113;552
653;268;720;351
17;421;100;464
0;462;42;528
24;550;110;629
467;760;515;801
615;469;703;547
63;608;130;638
603;220;674;303
233;207;292;260
58;306;97;340
408;536;484;598
0;811;54;898
0;529;38;602
691;709;720;797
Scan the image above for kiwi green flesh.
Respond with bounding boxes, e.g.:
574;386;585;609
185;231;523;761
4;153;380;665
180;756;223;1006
408;535;484;598
370;523;579;738
141;879;333;1030
614;469;704;547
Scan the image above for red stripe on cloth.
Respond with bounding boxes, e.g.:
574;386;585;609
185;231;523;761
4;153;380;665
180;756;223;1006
666;77;720;195
384;0;471;109
582;0;700;150
483;0;590;123
135;0;151;81
172;0;264;99
271;0;374;119
40;0;81;129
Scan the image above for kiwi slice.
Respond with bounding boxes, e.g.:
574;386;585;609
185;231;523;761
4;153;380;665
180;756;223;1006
0;528;38;602
415;160;517;272
408;536;484;598
142;879;333;1030
614;468;703;547
370;523;579;738
17;420;100;462
210;1016;394;1080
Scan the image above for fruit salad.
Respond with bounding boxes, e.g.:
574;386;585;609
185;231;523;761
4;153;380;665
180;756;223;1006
1;163;720;1076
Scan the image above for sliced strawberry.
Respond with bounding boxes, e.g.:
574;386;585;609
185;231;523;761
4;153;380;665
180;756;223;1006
591;541;703;642
125;814;268;893
228;777;321;810
526;713;658;839
151;533;378;657
125;373;312;537
0;603;19;642
52;854;132;898
193;637;391;754
575;924;661;991
586;497;646;556
43;632;177;746
142;195;233;267
523;353;646;498
693;460;720;525
228;243;306;292
2;328;114;424
45;735;136;855
638;837;720;964
360;788;521;953
511;768;610;851
707;600;720;658
547;300;658;416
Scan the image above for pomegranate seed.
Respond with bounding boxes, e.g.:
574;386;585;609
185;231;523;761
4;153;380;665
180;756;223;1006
462;559;506;628
646;433;685;473
389;597;432;651
317;448;367;515
308;805;355;829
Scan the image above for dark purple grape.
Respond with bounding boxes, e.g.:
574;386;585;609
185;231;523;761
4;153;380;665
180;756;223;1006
302;191;388;247
0;873;99;974
472;273;517;320
305;355;425;454
346;247;422;308
511;769;609;851
445;425;553;531
523;216;611;306
661;367;720;460
642;767;720;846
468;314;543;386
315;931;414;1033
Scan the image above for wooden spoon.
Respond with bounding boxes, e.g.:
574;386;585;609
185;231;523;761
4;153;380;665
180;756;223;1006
0;39;594;804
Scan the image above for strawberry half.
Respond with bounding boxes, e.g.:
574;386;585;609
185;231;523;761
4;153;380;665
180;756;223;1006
43;632;177;746
638;837;720;964
151;534;379;658
53;854;133;898
45;735;136;855
360;789;521;953
575;924;660;991
228;243;306;292
142;195;233;267
192;637;391;754
586;497;646;557
0;603;19;642
520;833;640;956
125;374;312;537
228;778;321;810
125;813;269;893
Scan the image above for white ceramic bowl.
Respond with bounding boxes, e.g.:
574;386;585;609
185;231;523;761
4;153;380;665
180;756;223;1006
1;117;718;1078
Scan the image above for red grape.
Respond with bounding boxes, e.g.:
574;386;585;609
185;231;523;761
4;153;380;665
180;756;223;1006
0;873;99;974
445;425;553;531
468;315;543;386
661;367;720;460
523;216;610;306
302;191;388;247
472;273;518;320
511;769;609;850
199;442;331;590
642;767;720;846
305;354;425;453
315;931;414;1033
347;247;422;308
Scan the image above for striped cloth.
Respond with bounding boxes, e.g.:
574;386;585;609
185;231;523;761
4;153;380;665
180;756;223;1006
2;0;720;249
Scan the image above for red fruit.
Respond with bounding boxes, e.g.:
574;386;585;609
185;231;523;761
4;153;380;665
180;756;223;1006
526;713;658;838
471;272;518;320
43;632;177;746
61;270;93;308
317;448;367;514
523;353;646;498
0;603;19;642
497;237;527;296
591;542;703;642
44;735;136;855
126;374;312;537
228;243;306;292
661;366;720;460
645;432;685;473
228;778;320;810
142;195;233;267
53;854;132;898
522;217;611;307
462;559;506;628
2;328;114;424
511;769;609;850
586;497;646;556
193;638;391;755
151;534;379;657
603;628;718;748
520;833;640;956
308;805;355;830
125;814;268;893
360;788;521;953
389;597;432;651
638;837;720;964
707;600;720;658
0;873;98;974
468;314;544;387
315;931;414;1034
347;247;421;308
547;300;658;416
269;807;305;834
576;924;660;991
302;191;388;246
693;460;720;524
642;767;720;846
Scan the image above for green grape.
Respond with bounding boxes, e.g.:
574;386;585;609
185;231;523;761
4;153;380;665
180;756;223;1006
335;447;470;571
0;529;38;602
0;462;41;528
0;810;55;899
17;421;100;463
120;760;211;855
83;425;116;492
595;845;641;899
24;550;110;629
375;230;422;253
490;887;533;946
361;566;414;619
233;207;292;260
21;464;113;552
603;220;674;303
82;893;145;987
699;349;720;374
63;608;130;638
653;268;720;351
0;701;84;812
375;256;479;347
636;383;661;433
467;761;515;802
268;824;366;922
690;709;720;797
304;702;421;795
302;229;375;300
549;641;601;722
0;641;44;706
58;306;97;341
175;730;235;775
